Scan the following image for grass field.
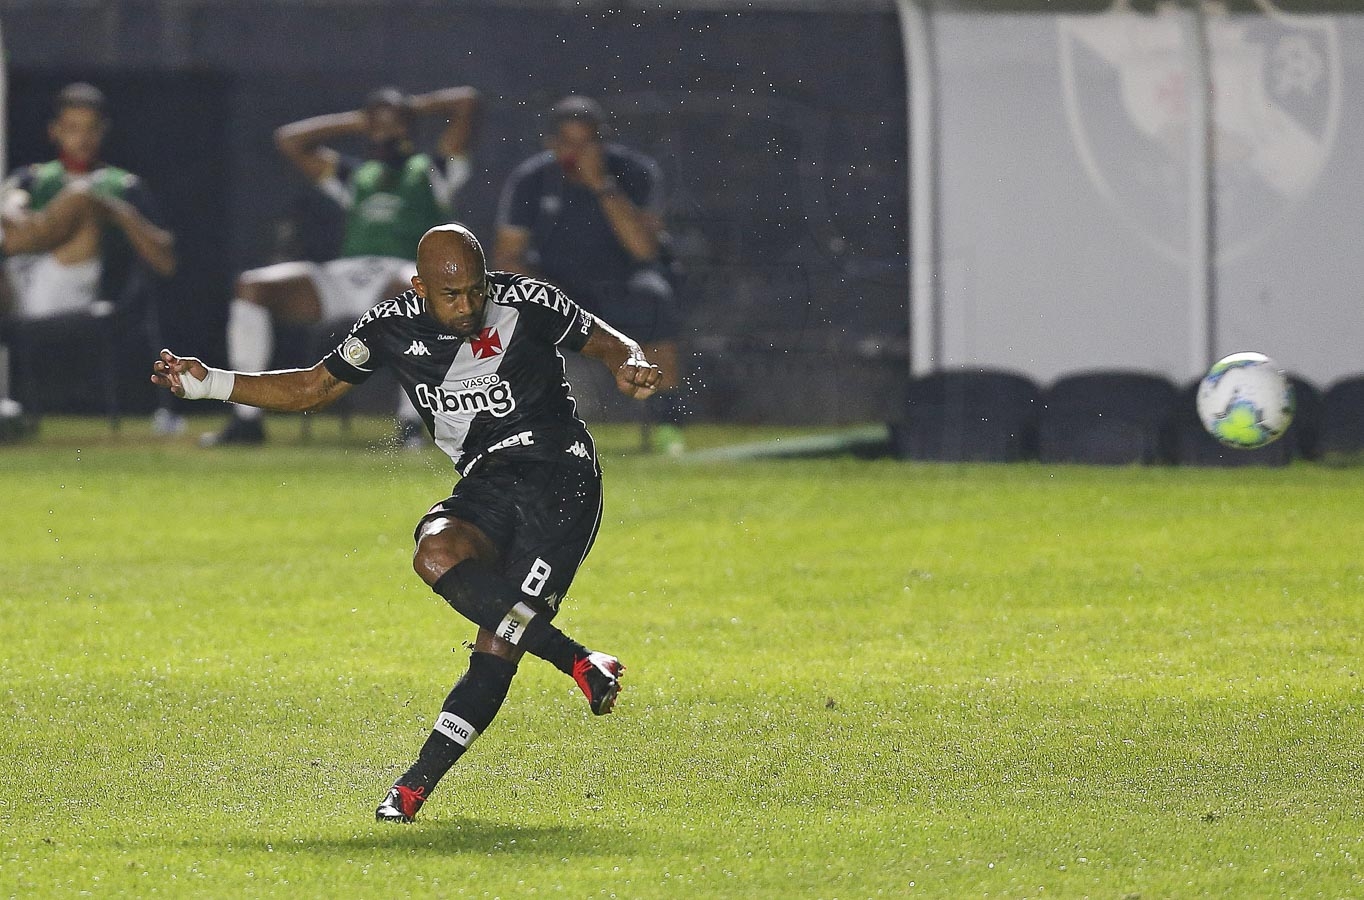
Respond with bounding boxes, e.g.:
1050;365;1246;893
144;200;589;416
2;415;1362;898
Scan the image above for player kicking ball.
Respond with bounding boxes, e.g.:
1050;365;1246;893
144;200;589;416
151;223;661;823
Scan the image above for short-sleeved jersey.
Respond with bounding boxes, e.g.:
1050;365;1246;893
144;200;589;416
495;144;661;308
323;270;596;475
16;159;135;209
320;152;468;260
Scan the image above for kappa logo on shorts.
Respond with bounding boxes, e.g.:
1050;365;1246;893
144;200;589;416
567;441;591;459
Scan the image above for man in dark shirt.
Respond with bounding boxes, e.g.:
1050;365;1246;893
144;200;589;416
494;95;684;453
151;223;662;824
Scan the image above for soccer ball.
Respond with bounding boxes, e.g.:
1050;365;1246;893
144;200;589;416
1195;352;1295;449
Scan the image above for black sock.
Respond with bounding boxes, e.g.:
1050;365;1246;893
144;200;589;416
431;563;586;675
431;563;516;632
520;616;586;676
397;651;517;795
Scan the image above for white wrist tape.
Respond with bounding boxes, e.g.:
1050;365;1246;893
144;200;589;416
180;366;235;402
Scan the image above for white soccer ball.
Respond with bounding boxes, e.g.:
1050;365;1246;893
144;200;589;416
1196;352;1295;449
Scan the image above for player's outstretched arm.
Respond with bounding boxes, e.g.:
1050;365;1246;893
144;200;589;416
579;319;662;400
151;349;353;413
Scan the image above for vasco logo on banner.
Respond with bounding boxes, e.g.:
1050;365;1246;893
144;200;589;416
1058;3;1340;263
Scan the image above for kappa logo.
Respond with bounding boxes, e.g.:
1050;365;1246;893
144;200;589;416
404;340;431;356
567;441;591;459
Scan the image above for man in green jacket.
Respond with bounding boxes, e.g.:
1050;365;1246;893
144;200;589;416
203;86;479;446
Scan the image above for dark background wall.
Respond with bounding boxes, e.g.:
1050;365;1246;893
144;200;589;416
3;1;908;422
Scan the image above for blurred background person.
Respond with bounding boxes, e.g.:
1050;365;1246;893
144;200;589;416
0;81;178;431
493;95;685;455
202;85;479;447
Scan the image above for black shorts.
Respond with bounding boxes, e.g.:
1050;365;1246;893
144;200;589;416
416;450;604;619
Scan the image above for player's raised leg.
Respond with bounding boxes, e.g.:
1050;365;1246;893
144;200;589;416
413;515;624;715
376;506;621;824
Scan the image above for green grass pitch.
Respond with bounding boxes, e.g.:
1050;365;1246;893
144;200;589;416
2;416;1362;897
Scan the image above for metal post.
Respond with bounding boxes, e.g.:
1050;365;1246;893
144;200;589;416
1182;1;1217;375
0;15;8;180
896;0;942;378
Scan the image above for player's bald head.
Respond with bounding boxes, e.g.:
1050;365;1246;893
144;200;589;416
417;223;486;282
413;224;491;336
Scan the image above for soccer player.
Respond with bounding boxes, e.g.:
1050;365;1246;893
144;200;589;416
151;223;661;824
494;95;685;454
203;85;479;446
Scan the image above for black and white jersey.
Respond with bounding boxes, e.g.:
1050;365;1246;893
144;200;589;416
322;271;596;475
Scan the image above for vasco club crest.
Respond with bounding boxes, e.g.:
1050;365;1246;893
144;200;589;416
1058;2;1340;263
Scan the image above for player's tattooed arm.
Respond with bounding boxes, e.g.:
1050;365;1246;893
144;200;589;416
229;361;354;412
152;352;353;412
580;318;662;400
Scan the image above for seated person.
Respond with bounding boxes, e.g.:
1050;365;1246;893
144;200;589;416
493;95;684;454
0;83;177;425
203;85;479;446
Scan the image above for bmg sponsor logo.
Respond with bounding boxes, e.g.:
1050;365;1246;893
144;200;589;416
416;377;516;417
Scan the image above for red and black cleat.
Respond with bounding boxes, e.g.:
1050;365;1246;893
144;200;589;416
572;651;625;715
375;784;427;823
